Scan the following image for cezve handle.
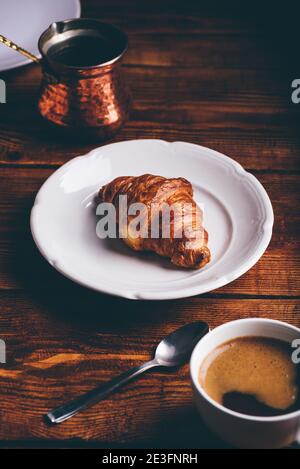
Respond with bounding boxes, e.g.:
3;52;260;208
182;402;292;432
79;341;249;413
0;34;40;63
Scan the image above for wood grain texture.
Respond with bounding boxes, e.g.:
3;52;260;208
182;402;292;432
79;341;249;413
0;66;299;170
0;292;299;446
0;0;299;447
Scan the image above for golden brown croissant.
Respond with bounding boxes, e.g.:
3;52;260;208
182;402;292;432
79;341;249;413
98;174;211;269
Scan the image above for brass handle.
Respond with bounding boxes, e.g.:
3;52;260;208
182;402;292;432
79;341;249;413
0;34;40;63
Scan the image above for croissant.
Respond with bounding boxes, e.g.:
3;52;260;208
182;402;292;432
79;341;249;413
98;174;211;269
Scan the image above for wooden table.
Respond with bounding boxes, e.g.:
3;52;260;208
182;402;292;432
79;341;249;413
0;0;299;448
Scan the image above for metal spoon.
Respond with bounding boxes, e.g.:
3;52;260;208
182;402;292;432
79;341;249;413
47;321;209;424
0;34;40;64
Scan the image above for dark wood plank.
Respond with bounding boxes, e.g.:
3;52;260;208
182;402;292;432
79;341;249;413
0;168;299;296
82;0;297;73
0;66;299;170
82;0;296;51
82;0;259;36
123;35;276;69
0;291;298;443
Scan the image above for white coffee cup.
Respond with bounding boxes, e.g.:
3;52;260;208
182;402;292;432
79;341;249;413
190;318;300;449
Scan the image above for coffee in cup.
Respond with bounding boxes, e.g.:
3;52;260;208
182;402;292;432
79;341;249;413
198;336;300;417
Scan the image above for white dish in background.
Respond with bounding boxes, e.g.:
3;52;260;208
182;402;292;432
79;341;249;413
0;0;81;72
30;140;274;300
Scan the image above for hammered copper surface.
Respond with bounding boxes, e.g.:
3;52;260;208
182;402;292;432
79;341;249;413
38;62;130;139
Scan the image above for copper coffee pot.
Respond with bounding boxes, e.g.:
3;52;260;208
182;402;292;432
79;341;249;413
1;19;130;140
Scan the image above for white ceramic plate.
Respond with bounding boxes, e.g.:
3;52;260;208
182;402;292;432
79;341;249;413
30;140;274;300
0;0;81;72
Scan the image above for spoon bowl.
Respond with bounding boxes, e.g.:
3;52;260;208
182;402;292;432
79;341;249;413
155;322;209;367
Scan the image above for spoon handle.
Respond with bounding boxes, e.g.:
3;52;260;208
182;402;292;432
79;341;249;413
0;34;40;63
46;359;160;424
